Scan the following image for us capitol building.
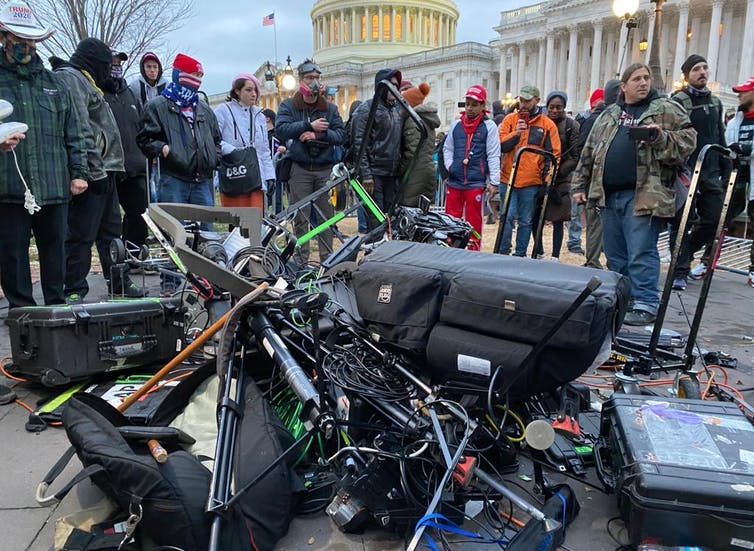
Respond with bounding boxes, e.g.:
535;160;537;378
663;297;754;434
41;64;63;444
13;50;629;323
257;0;753;128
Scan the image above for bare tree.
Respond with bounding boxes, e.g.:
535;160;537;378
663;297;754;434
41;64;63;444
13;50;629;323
34;0;195;71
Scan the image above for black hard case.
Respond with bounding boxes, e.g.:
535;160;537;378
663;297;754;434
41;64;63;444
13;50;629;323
6;298;184;386
598;395;754;550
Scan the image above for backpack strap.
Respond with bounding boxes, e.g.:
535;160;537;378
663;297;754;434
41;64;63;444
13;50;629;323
36;444;106;505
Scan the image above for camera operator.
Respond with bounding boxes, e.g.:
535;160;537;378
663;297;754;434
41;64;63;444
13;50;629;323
572;63;696;326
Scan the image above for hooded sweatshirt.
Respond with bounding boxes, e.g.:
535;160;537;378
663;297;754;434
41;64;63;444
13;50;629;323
128;52;167;107
349;68;404;180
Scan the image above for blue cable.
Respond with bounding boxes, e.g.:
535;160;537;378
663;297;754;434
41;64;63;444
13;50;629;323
415;512;508;550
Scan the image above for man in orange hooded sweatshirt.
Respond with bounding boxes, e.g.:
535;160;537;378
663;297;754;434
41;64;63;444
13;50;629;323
492;85;560;256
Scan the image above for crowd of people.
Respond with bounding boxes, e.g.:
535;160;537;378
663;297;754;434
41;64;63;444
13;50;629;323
1;2;754;341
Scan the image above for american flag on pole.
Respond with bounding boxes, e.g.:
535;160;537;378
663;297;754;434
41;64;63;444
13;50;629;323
262;12;274;26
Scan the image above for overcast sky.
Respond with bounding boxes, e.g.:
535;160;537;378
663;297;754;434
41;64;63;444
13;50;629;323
159;0;521;95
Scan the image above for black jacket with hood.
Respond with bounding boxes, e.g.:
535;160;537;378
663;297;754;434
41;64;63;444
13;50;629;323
350;68;404;180
104;78;147;177
128;52;168;108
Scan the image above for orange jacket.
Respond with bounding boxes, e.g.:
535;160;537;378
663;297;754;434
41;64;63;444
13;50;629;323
498;110;561;187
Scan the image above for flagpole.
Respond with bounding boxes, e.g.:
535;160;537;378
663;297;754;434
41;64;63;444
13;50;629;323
273;11;278;67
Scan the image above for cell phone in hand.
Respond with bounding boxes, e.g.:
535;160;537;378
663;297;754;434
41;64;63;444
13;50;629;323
518;111;530;125
628;126;656;142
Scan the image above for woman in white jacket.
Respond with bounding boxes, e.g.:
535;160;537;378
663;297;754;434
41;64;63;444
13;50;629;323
214;74;274;209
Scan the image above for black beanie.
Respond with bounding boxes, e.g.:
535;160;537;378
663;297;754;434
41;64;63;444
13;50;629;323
71;37;112;88
681;54;706;76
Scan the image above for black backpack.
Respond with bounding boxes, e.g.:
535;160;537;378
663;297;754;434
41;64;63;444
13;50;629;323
39;393;249;550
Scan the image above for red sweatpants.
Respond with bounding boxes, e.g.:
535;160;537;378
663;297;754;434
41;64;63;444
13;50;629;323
445;186;484;250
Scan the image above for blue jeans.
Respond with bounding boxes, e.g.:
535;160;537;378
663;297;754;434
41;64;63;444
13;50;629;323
601;190;662;314
158;174;215;230
498;184;540;256
567;201;584;249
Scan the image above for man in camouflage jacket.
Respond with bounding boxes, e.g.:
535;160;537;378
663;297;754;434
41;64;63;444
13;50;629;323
572;63;696;326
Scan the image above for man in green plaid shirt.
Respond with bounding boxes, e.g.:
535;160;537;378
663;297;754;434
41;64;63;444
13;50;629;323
0;1;88;313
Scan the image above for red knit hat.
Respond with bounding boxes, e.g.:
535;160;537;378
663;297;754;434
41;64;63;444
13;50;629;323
589;88;605;108
173;53;203;75
402;82;430;107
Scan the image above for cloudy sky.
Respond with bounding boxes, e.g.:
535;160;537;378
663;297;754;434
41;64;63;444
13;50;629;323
160;0;521;94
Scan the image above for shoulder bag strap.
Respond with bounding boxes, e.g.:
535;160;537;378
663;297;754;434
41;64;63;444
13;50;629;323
225;104;247;147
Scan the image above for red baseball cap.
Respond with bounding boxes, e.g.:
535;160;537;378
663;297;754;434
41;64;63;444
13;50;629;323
732;77;754;93
465;85;487;103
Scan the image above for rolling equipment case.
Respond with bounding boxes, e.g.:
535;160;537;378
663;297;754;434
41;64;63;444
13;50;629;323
6;298;185;386
597;395;754;550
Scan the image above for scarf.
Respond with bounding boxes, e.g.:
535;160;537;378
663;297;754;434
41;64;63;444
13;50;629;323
459;112;485;163
161;82;198;121
685;85;711;97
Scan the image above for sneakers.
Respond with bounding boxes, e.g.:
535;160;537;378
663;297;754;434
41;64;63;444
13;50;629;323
623;309;657;326
672;277;687;291
110;281;147;298
0;384;16;405
689;263;708;280
65;293;84;304
748;272;754;287
568;246;585;255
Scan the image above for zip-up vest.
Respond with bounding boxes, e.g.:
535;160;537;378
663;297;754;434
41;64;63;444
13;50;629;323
448;119;489;188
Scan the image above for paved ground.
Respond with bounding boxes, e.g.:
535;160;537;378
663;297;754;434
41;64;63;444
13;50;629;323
1;256;753;551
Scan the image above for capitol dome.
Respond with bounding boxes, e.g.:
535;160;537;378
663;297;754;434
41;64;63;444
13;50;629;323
310;0;459;65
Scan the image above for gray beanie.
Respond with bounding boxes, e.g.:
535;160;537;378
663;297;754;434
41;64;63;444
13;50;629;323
546;90;568;107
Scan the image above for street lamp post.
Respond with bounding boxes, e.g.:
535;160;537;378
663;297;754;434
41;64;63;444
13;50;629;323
263;55;297;109
647;0;666;92
612;0;639;76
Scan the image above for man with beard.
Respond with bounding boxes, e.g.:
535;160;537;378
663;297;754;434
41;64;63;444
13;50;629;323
274;59;346;264
52;37;144;301
0;1;88;313
349;68;403;230
496;84;561;256
572;63;696;325
669;54;730;291
103;51;149;263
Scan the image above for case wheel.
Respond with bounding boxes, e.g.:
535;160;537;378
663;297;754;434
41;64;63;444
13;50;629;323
109;238;127;265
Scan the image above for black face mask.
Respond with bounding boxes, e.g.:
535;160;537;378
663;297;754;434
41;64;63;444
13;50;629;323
70;39;112;88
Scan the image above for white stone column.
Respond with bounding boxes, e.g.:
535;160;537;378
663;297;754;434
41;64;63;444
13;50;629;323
718;6;734;83
604;28;616;82
707;0;724;81
518;42;527;88
566;25;578;100
660;18;671;76
689;16;702;54
537;37;546;90
510;47;520;93
390;7;395;43
351;9;357;43
430;11;435;46
364;7;369;42
740;0;754;83
378;5;383;42
674;2;690;80
499;47;508;95
557;34;568;87
616;19;629;77
544;32;555;95
340;10;345;46
645;10;656;64
590;20;604;92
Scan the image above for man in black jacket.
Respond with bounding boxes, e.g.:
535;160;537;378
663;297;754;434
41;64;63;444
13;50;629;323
53;38;144;300
350;68;403;229
670;54;730;290
103;51;149;256
136;53;220;219
274;59;345;264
